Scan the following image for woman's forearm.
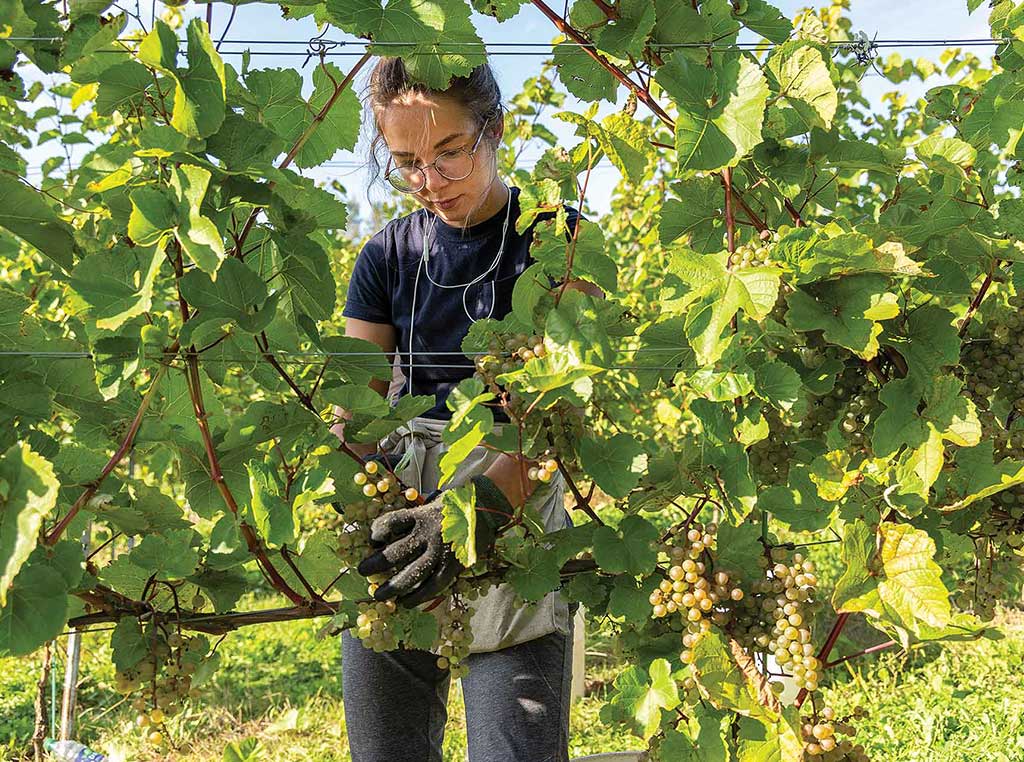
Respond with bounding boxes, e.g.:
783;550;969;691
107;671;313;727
481;451;538;509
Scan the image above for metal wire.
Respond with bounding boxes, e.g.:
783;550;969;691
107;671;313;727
0;349;692;372
3;36;1010;49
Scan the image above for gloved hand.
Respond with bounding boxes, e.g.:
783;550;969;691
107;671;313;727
357;475;514;607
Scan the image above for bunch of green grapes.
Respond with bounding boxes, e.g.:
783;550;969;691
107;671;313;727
800;705;871;760
649;523;747;668
749;408;797;486
353;590;400;652
539;403;585;461
472;331;547;416
953;537;1021;621
434;590;476;678
732;547;822;693
802;365;878;449
113;626;209;747
962;291;1024;415
733;239;774;268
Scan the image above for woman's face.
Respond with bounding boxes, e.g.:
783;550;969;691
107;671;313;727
379;92;503;227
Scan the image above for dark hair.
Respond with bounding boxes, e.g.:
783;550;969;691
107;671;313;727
364;58;505;189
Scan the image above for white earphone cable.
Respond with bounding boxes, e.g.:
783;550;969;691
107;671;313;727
407;185;513;400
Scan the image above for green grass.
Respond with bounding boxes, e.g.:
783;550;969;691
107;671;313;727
4;604;1024;761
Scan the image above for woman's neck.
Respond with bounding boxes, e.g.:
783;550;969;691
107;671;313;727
459;178;510;228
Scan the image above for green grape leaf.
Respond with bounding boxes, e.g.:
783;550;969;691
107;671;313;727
170;164;224;273
580;432;646;498
0;564;69;656
660;706;731;760
94;60;151;118
664;250;780;365
786;274;899;360
608;575;654;621
758;466;834;532
734;710;804;762
138;19;226;139
0;442;60;607
705;442;756;520
553;42;619;103
190;567;248;613
691;629;767;718
326;0;484;89
70;243;163;330
604;659;680;739
506;541;562;601
808;450;862;501
128;528;201;579
0;174;79;273
205;111;284;170
592;515;659;575
441;482;478;568
179;258;276;343
754;361;801;412
470;0;528;20
876;522;951;629
247;459;296;548
766;42;838;131
127;186;179;246
110;615;148;672
671;53;769;173
832;518;880;614
659;177;724;252
439;419;488;489
736;0;792;44
713;521;764;584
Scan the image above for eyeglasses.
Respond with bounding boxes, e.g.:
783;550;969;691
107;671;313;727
385;121;490;194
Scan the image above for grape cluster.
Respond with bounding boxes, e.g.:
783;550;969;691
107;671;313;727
802;366;878;448
953;538;1019;621
113;627;209;747
733;547;821;693
473;332;547;415
733;239;774;268
435;591;477;678
528;457;560;484
962;292;1024;415
800;705;871;760
749;408;796;485
353;590;400;652
649;523;747;663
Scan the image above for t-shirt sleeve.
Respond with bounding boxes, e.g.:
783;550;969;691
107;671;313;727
342;236;392;324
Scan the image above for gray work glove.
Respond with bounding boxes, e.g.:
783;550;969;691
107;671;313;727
356;475;514;607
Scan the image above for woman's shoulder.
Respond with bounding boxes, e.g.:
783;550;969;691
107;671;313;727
357;208;430;269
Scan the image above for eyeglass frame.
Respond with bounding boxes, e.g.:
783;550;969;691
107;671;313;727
384;119;492;194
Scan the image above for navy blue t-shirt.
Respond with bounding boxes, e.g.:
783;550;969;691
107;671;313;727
342;186;578;421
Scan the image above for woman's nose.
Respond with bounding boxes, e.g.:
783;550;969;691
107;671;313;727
420;164;450;194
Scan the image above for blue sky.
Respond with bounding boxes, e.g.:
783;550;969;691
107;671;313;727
24;1;997;221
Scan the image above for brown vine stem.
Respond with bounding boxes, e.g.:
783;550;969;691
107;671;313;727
555;458;604;526
795;611;850;707
172;248;305;606
281;545;324;603
958;263;997;338
823;638;898;669
181;346;304;605
233;52;372;260
66;559;602;634
531;0;674;129
44;362;170;545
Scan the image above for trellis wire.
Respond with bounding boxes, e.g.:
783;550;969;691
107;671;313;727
4;36;1010;49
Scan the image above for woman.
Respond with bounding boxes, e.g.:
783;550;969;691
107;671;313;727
332;58;597;762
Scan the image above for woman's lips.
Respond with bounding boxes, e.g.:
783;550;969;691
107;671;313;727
433;195;461;211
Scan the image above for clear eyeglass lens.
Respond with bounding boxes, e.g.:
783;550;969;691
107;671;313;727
388;148;474;192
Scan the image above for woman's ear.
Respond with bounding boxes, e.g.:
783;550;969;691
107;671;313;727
490;114;505;144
